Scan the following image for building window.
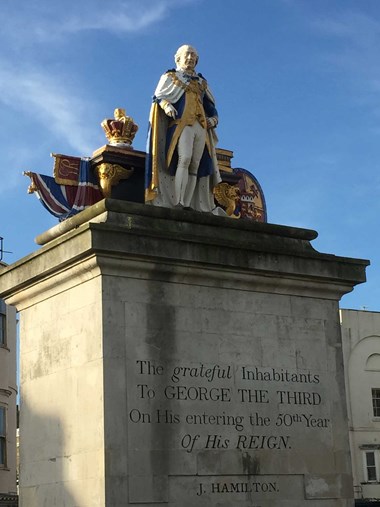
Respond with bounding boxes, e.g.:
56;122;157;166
372;388;380;417
0;312;6;346
0;407;6;467
0;300;6;347
364;451;378;482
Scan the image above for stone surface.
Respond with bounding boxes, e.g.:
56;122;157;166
0;199;369;507
0;289;17;501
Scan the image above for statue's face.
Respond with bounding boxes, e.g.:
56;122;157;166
177;48;197;72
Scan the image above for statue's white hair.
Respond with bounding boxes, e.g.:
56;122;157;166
174;45;199;65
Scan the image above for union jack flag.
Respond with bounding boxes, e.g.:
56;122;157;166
25;158;103;221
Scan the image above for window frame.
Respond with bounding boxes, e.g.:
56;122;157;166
0;312;6;347
0;405;6;468
0;300;6;347
372;388;380;418
363;450;379;483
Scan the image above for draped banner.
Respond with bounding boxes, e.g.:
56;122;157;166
25;159;103;221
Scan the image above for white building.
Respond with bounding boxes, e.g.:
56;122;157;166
0;261;18;506
341;309;380;503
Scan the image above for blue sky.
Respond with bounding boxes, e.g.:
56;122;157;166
0;0;379;309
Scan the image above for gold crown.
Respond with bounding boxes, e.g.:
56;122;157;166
101;108;138;146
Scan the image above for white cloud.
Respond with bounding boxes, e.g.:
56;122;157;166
312;11;380;72
311;10;380;123
313;11;380;45
0;64;101;154
0;0;198;44
61;3;168;34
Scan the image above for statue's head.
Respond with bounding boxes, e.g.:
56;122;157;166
175;45;198;72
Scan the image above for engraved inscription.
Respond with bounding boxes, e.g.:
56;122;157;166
128;360;330;452
127;359;332;500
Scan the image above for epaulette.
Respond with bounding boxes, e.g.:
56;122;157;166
166;68;176;73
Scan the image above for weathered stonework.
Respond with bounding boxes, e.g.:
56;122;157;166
0;200;369;507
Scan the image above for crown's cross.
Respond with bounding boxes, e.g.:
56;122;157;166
101;108;138;147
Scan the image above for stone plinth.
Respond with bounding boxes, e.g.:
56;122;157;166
0;200;369;507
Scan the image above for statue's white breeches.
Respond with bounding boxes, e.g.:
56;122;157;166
175;122;206;207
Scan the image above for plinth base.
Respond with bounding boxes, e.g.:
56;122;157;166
0;200;368;507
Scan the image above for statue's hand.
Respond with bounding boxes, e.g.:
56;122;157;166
161;101;177;119
207;117;218;129
165;103;177;119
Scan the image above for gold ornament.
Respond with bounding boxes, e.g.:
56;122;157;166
23;171;38;194
96;163;134;198
101;108;138;146
213;182;240;218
